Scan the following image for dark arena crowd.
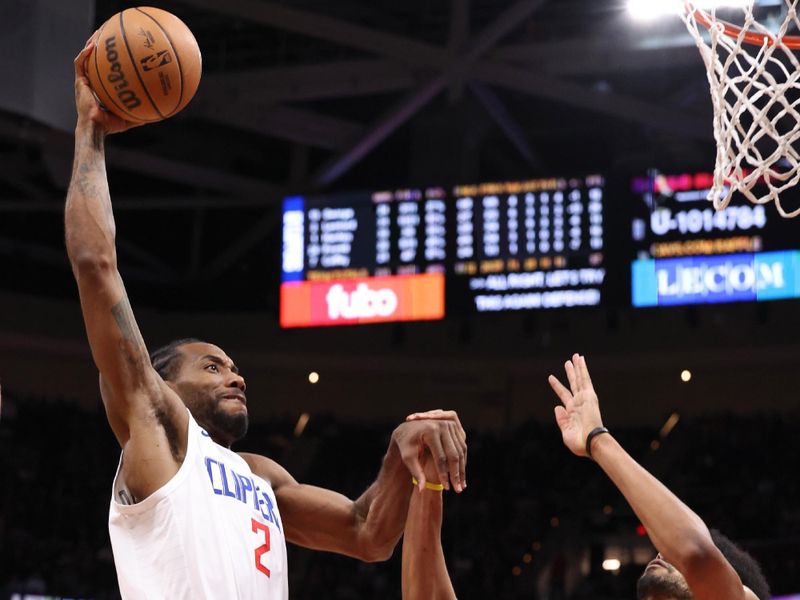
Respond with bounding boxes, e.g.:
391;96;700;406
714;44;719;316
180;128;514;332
1;392;797;600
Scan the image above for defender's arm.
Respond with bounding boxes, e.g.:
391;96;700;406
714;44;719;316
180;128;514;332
401;458;457;600
549;355;750;600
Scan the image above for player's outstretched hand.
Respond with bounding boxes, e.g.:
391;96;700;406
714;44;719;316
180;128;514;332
73;36;142;135
548;354;604;458
393;410;467;494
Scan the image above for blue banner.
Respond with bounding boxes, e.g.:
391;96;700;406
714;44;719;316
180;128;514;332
632;250;800;307
281;196;306;282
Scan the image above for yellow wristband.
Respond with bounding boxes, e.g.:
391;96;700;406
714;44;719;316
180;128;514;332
411;476;445;492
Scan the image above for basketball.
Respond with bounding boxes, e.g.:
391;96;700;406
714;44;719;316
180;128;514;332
86;7;202;124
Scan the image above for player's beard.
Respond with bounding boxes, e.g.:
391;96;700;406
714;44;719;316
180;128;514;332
179;385;249;445
209;398;249;443
636;569;693;600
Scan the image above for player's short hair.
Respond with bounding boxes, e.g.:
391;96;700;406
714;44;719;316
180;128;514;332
150;338;205;381
710;529;770;600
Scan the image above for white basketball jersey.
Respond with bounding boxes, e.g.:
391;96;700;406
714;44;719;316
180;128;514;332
109;410;289;600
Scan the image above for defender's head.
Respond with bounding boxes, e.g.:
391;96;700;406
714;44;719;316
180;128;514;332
636;530;770;600
150;339;248;447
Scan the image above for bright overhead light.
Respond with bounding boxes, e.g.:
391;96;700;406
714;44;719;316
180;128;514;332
627;0;681;21
308;371;320;384
627;0;754;21
602;558;622;571
681;369;692;382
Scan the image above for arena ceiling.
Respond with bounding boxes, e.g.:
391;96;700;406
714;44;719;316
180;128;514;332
0;0;776;310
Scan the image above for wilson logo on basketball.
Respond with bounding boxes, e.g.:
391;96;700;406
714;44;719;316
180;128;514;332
140;50;173;72
103;35;142;110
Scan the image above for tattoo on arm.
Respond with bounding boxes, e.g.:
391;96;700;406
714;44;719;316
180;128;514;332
110;290;149;373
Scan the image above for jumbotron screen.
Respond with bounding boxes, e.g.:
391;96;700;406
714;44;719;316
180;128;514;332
280;189;446;327
631;171;800;307
280;175;607;327
448;176;606;313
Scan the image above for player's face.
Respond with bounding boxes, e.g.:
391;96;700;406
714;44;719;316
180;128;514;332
636;555;693;600
169;342;248;446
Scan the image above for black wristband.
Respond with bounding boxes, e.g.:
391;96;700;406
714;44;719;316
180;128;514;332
585;426;609;459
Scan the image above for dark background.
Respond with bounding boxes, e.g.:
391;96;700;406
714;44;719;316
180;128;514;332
1;0;798;598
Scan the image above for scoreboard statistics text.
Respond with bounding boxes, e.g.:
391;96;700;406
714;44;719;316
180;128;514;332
631;171;800;307
451;177;605;313
280;175;607;327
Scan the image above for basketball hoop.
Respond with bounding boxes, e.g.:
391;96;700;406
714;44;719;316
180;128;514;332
682;1;800;217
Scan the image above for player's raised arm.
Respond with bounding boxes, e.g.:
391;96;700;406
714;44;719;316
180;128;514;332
66;40;184;458
401;451;457;600
242;410;467;562
547;354;761;600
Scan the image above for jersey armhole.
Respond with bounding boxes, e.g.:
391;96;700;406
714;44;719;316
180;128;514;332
110;407;197;515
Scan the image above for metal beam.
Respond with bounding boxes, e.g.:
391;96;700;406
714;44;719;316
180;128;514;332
312;76;445;187
447;0;470;103
490;41;703;77
0;236;170;283
201;210;281;280
116;237;177;279
472;61;710;140
0;113;281;197
189;103;364;151
312;0;549;186
105;146;280;198
0;196;288;212
201;60;416;104
188;209;206;277
469;81;545;172
179;0;448;68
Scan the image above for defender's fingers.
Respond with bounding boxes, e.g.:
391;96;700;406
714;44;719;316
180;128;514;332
565;359;578;393
401;448;427;493
578;355;594;389
548;374;573;407
554;405;570;430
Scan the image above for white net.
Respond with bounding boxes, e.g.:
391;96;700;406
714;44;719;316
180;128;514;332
682;0;800;217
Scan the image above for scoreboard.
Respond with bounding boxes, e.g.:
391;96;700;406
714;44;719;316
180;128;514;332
631;171;800;307
280;175;607;327
450;177;605;313
280;189;446;328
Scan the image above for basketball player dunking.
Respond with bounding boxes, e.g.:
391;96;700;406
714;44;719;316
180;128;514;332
547;354;770;600
67;39;467;600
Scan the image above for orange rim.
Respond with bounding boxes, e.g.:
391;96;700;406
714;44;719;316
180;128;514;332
687;2;800;49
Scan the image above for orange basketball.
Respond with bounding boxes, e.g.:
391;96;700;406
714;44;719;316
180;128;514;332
87;7;202;124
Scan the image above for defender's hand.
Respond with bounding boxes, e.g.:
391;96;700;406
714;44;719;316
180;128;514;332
392;413;467;493
74;37;141;135
548;354;604;458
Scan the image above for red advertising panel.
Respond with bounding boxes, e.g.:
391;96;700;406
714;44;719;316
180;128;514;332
280;273;445;328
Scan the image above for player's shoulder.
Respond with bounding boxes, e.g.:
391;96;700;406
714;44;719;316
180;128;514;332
238;452;297;490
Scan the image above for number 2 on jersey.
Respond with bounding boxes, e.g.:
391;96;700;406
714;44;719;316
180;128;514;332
251;518;271;577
